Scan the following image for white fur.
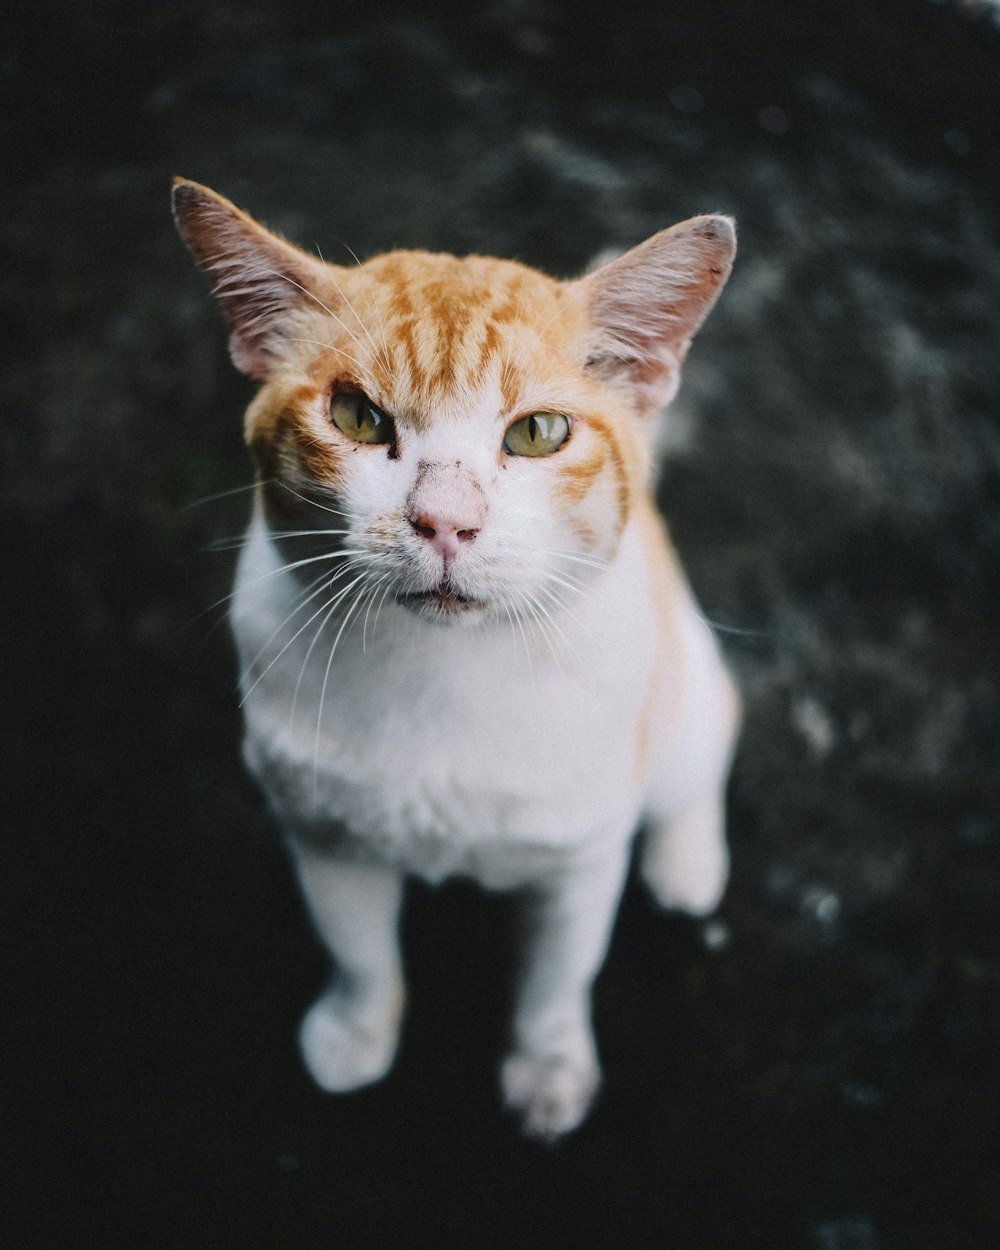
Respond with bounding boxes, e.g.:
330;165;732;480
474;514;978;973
173;181;740;1138
233;445;737;1138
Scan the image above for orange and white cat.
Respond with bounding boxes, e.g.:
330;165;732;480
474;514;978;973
173;179;740;1139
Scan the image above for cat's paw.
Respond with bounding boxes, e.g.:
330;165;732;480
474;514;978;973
500;1049;600;1142
299;989;401;1093
640;803;730;917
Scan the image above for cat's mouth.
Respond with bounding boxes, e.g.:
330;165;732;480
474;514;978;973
397;583;485;618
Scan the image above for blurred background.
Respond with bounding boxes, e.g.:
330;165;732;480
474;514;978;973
4;2;999;1247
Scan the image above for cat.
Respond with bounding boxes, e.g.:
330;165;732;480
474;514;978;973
173;178;740;1140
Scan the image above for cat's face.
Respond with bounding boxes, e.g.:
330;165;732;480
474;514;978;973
174;180;735;626
241;251;644;626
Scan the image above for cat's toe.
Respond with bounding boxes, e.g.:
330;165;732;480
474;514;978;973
640;806;730;917
501;1051;600;1142
299;990;400;1092
642;850;729;916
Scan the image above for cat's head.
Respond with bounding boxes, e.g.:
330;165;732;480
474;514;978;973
173;179;734;627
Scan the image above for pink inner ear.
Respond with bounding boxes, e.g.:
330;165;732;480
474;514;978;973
580;215;736;413
173;179;328;381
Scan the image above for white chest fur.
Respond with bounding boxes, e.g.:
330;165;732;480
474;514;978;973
231;509;687;885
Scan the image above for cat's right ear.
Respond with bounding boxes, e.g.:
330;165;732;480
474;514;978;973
172;179;328;381
575;216;736;416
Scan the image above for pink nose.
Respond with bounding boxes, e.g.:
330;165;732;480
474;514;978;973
406;460;486;566
409;512;480;564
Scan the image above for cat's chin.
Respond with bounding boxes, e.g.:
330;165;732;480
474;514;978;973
397;587;489;626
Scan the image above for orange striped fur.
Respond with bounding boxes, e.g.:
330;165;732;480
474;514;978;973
174;179;734;575
172;180;740;1139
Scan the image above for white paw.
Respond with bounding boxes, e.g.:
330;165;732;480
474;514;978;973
501;1048;600;1142
640;807;730;917
299;989;401;1093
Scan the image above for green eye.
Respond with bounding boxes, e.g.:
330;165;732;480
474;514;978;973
330;392;394;445
503;412;570;457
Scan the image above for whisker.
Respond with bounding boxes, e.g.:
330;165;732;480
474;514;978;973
332;239;393;376
233;566;345;686
285;335;369;376
204;527;354;553
290;567;371;728
507;597;534;678
533;583;575;643
696;613;770;638
518;591;566;675
537;579;587;627
194;547;367;622
361;573;391;652
251;266;377;370
351;257;394;380
180;479;266;511
239;559;369;705
529;546;611;571
526;293;573;345
275;481;353;518
313;572;374;794
543;570;596;602
322;265;391;381
371;577;395;638
338;240;365;267
240;561;364;693
537;582;593;648
194;557;355;654
501;601;518;656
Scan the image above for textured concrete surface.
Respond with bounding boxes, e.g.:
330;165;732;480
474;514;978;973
5;2;1000;1247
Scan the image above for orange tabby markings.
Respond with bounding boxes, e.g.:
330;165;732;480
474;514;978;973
172;179;740;1141
554;445;608;502
305;251;580;426
550;410;632;550
632;498;685;782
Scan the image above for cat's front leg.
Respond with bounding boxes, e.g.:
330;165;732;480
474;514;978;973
290;843;405;1092
639;791;730;917
502;844;630;1141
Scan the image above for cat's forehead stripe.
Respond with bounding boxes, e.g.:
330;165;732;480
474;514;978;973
339;251;570;424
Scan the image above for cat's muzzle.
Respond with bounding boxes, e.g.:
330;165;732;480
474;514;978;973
397;581;485;620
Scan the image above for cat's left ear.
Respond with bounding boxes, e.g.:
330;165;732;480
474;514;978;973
172;178;331;381
574;216;735;414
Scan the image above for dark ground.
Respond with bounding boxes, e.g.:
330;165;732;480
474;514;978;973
4;2;1000;1247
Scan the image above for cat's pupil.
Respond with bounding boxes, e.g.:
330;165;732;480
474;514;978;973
356;398;367;430
528;415;538;442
